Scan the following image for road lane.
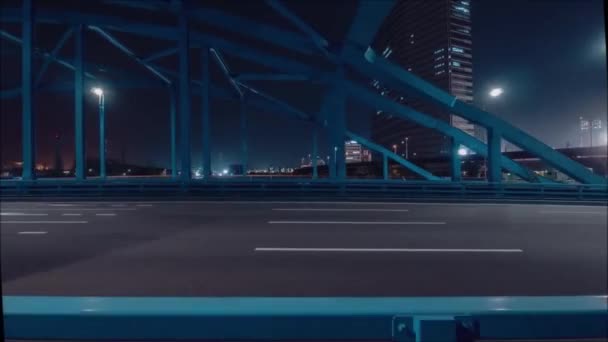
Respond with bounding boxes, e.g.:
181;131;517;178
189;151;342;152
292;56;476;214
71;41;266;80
1;200;605;296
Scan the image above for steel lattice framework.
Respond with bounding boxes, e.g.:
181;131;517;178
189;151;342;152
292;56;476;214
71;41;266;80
1;0;606;185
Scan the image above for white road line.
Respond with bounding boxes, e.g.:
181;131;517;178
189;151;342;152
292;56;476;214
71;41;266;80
61;213;83;216
272;208;409;212
110;204;127;207
1;221;88;224
0;208;136;211
95;213;116;216
255;247;523;253
18;231;48;235
1;212;48;216
135;204;153;207
539;210;606;215
268;221;445;225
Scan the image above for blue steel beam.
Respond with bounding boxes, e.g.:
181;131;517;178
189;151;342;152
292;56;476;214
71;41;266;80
87;26;171;84
264;0;329;55
312;127;318;179
0;30;97;79
20;0;34;181
345;46;606;184
240;98;248;172
201;47;211;178
342;0;396;50
346;131;440;181
236;81;313;121
35;27;73;86
74;24;86;180
234;73;317;82
142;47;177;63
170;84;177;178
383;154;389;180
178;13;191;182
188;8;318;56
343;81;539;182
451;139;462;182
487;127;502;183
209;48;243;98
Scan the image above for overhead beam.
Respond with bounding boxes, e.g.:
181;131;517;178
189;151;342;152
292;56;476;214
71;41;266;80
234;73;316;82
142;47;177;63
209;48;242;98
264;0;329;55
343;81;538;182
87;26;171;84
346;131;440;181
344;46;605;184
21;0;34;181
236;81;313;121
35;27;73;86
343;0;396;50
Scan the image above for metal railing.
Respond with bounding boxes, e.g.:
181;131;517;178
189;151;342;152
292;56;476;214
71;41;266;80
4;295;607;341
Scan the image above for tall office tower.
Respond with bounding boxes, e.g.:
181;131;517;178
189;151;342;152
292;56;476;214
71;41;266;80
371;0;474;161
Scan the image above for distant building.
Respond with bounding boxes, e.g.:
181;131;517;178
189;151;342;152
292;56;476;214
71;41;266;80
345;140;372;164
371;0;475;161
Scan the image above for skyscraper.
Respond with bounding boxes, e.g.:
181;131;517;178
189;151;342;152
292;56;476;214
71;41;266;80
371;0;474;162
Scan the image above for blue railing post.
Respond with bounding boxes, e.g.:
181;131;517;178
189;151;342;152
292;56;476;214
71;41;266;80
240;97;248;174
178;11;191;182
74;24;86;181
99;93;106;178
312;126;318;179
21;0;34;181
383;154;389;180
170;83;177;178
488;127;502;183
451;139;461;182
201;46;212;178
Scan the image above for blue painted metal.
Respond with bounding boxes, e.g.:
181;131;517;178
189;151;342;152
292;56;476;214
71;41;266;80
312;126;318;179
237;81;313;121
235;73;315;82
98;93;106;178
240;98;248;173
35;27;73;86
3;295;607;340
178;13;191;182
189;8;318;56
0;29;97;80
264;0;329;56
487;128;502;183
74;24;86;180
209;48;243;98
142;47;177;62
383;154;389;180
88;26;171;84
201;47;212;178
346;46;606;184
343;81;538;182
170;84;177;178
342;0;397;50
20;0;34;181
451;139;461;182
346;131;440;181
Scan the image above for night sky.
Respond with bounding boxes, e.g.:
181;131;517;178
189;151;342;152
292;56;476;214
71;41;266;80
1;0;606;171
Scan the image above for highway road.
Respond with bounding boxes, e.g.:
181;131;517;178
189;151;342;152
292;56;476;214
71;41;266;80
1;200;606;296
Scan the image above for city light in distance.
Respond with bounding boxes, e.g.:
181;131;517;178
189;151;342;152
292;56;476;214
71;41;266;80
489;87;503;97
222;169;228;175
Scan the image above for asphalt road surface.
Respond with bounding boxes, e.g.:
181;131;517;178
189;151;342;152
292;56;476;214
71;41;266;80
1;200;606;296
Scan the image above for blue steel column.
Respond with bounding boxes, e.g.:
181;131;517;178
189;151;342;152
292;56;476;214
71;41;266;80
487;128;502;183
383;154;389;180
201;46;211;178
240;98;248;173
312;127;318;179
178;13;191;181
99;94;106;178
74;24;86;180
451;139;461;182
21;0;34;180
170;84;177;178
325;70;346;180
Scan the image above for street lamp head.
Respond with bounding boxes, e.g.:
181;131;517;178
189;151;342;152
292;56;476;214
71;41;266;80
458;147;468;156
91;87;103;96
489;87;503;98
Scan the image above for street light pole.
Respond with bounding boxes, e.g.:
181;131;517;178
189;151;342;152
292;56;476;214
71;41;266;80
92;88;105;178
405;137;409;159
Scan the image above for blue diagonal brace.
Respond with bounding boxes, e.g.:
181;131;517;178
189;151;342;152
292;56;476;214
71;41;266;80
345;46;605;184
87;26;171;84
344;81;539;182
346;131;440;181
35;27;73;86
142;47;177;63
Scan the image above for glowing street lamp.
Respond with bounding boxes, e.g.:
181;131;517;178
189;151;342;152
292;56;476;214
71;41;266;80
489;87;503;98
91;87;106;178
458;147;468;156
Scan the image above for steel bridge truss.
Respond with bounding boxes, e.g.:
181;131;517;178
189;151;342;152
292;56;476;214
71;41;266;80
1;0;606;185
